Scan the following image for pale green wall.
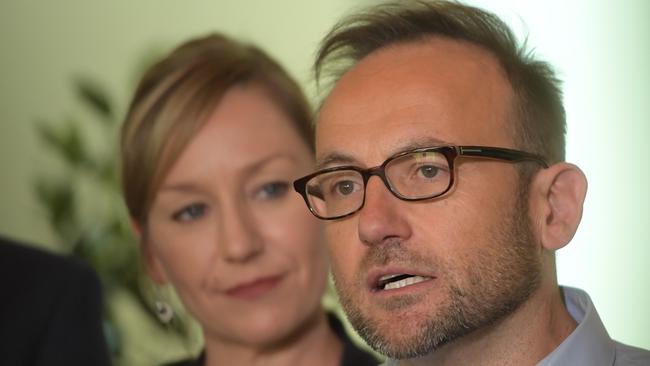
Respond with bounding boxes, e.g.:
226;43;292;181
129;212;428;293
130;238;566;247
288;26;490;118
1;0;648;356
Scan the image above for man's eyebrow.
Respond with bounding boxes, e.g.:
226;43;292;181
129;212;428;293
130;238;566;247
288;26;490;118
315;152;360;170
392;136;451;153
315;137;453;170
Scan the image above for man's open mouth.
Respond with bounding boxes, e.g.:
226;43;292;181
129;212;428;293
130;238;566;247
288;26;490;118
376;273;434;291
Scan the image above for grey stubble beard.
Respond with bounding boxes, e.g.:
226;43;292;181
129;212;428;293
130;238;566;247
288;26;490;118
331;189;542;359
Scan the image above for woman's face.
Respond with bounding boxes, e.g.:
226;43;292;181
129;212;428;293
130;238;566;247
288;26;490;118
145;83;327;346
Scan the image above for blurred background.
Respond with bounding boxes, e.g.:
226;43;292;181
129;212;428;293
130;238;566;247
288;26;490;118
1;0;648;364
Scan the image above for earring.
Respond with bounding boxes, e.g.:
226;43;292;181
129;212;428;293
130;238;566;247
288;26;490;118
155;300;174;324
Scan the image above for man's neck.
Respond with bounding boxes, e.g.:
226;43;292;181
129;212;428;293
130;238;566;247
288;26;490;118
402;284;577;366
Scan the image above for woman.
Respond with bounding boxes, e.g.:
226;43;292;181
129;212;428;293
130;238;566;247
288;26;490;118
120;34;377;366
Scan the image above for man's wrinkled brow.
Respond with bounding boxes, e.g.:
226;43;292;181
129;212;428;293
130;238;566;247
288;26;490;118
315;152;361;170
315;136;452;170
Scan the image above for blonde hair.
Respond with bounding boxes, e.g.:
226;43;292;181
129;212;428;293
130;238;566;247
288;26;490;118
121;34;312;225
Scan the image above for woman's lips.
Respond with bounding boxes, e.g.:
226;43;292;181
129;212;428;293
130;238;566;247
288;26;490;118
224;274;285;300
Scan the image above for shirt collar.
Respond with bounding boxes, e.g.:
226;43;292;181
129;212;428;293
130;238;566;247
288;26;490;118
536;286;616;366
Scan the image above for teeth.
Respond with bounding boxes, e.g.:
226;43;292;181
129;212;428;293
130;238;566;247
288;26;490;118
383;275;430;290
379;274;403;282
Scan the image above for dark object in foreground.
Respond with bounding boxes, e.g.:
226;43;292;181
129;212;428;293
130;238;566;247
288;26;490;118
0;235;111;366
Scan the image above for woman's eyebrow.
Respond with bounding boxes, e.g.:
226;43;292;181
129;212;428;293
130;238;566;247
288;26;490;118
158;182;205;195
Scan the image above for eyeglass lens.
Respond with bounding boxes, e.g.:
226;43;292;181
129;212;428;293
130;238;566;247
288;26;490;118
305;149;452;218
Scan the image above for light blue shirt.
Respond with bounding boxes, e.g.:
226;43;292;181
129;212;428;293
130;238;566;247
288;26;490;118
537;286;649;365
380;287;650;365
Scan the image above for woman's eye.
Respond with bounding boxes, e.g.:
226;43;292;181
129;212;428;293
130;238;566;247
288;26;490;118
257;181;289;199
172;203;206;222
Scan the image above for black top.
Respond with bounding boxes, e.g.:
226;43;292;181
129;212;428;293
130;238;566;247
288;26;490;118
0;236;111;366
164;313;378;366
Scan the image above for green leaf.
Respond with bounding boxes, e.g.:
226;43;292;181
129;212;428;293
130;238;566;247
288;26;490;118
35;120;91;169
97;157;118;186
62;123;86;167
34;178;77;243
35;120;65;151
74;77;113;122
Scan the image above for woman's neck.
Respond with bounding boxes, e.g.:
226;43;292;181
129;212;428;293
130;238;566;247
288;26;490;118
203;309;342;366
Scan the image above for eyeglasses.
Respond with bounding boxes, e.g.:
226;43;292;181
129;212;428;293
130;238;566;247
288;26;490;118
293;145;548;220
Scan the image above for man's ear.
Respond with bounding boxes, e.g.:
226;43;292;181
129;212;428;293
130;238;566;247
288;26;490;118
529;163;588;251
130;218;168;285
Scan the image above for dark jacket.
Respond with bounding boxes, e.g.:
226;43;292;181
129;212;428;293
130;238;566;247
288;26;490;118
0;236;111;366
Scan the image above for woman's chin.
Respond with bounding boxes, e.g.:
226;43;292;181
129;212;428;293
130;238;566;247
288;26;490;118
204;306;321;349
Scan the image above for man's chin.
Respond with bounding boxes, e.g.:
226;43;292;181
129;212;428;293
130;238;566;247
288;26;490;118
347;306;447;358
368;315;481;359
360;322;446;359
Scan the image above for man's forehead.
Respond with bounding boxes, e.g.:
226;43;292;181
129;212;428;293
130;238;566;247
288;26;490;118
315;38;514;165
317;37;505;111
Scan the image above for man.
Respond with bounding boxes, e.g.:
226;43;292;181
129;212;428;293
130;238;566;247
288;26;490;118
0;236;111;365
293;1;650;365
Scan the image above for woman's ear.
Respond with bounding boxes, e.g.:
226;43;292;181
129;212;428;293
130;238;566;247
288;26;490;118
130;218;168;284
529;163;588;251
130;218;143;241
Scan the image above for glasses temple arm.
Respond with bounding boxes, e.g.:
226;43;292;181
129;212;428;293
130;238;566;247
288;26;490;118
459;146;549;168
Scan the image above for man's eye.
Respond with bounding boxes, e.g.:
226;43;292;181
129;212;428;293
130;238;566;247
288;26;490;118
417;165;440;178
257;181;289;199
334;180;357;196
172;203;206;222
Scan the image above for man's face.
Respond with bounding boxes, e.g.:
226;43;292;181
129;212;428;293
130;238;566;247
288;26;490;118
316;38;542;358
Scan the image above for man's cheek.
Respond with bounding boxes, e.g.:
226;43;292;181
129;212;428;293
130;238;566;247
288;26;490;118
325;223;354;253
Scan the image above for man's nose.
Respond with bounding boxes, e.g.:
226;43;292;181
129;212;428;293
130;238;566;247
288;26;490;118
357;176;412;246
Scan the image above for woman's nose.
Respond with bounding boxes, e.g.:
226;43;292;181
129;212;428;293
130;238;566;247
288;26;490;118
218;203;264;263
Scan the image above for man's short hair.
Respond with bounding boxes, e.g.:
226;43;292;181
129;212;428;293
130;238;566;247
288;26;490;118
315;0;566;168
